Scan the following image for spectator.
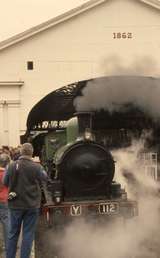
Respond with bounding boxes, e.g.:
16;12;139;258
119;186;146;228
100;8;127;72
0;153;11;255
10;147;21;161
2;146;10;156
3;143;48;258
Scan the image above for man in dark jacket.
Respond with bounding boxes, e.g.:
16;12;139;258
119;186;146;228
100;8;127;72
3;143;48;258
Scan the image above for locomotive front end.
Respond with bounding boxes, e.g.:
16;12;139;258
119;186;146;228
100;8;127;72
43;112;138;226
55;141;115;198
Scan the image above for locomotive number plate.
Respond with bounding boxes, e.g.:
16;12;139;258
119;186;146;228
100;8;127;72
99;202;119;214
70;205;82;216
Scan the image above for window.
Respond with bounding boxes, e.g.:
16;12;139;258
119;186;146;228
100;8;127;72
27;61;34;70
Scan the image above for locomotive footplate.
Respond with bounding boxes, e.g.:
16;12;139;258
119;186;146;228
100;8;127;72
42;199;138;226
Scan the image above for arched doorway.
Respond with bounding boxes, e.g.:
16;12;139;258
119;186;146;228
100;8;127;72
21;75;160;154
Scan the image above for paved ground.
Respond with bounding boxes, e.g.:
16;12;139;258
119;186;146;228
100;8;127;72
0;224;35;258
0;224;5;258
1;221;159;258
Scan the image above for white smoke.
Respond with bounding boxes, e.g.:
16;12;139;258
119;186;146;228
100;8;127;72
41;67;160;257
74;76;160;120
113;135;159;199
102;56;159;77
54;137;160;258
40;136;160;258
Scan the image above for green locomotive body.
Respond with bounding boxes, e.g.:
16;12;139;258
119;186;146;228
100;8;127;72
37;112;138;228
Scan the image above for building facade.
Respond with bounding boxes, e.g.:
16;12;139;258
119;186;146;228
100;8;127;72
0;0;160;146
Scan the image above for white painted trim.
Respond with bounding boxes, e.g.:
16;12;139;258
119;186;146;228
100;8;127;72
140;0;160;10
0;100;21;109
0;100;21;105
0;81;24;87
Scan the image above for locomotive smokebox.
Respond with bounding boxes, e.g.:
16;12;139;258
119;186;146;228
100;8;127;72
75;112;94;138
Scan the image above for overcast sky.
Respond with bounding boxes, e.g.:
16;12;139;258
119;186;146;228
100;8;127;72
0;0;88;41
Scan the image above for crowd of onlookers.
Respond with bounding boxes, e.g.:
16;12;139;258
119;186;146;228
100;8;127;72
0;145;21;161
0;143;47;258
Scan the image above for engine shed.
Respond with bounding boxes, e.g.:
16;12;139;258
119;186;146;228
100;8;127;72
0;0;160;146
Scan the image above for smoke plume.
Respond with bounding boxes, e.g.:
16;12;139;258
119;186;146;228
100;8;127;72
56;137;160;258
74;76;160;120
38;135;160;258
102;56;159;77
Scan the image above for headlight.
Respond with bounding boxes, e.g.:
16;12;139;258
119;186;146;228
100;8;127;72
84;128;93;141
51;180;63;204
55;196;61;204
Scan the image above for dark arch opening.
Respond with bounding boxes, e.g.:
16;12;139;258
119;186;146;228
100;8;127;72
21;75;160;144
26;80;86;132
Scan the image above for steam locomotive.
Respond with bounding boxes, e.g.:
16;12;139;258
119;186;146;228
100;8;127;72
30;110;137;228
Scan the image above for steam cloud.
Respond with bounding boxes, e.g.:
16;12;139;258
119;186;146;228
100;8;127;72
74;76;160;120
102;56;159;77
41;61;160;257
54;137;160;258
40;136;160;258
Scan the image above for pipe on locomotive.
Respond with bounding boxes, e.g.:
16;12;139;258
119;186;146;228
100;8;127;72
74;112;95;142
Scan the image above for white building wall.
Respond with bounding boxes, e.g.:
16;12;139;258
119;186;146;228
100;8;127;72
0;0;160;146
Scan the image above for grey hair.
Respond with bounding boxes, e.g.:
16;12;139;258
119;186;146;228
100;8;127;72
20;143;33;157
0;153;11;168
